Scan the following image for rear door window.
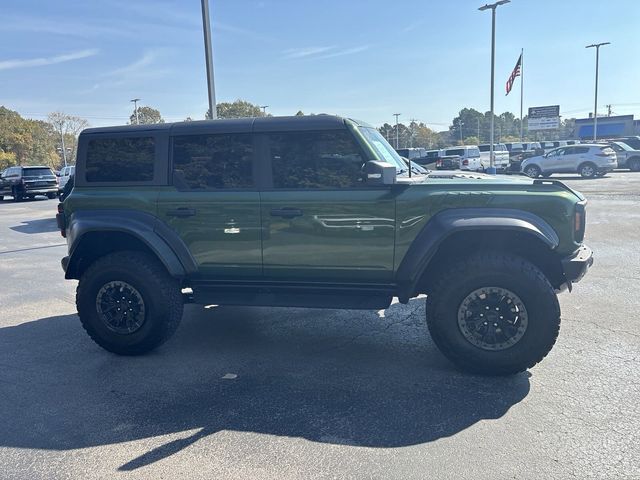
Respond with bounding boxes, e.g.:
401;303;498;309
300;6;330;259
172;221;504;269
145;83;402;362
172;133;254;190
86;136;155;182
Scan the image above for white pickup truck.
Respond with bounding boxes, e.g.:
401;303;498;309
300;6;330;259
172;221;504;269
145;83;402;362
478;143;510;171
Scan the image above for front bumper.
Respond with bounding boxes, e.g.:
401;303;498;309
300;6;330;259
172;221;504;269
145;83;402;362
24;187;58;195
562;245;593;288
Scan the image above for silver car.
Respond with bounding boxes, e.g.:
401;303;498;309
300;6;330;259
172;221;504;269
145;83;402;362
608;141;640;171
521;144;617;178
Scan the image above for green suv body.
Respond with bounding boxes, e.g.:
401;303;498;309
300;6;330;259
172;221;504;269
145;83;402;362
58;115;592;375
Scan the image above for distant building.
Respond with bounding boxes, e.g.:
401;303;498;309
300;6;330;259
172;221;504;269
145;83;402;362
574;114;636;140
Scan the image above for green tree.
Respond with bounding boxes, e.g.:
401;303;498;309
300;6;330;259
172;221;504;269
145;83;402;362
130;106;164;125
295;110;305;116
206;99;266;119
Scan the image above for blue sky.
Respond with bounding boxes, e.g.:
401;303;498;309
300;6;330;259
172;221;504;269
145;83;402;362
1;0;638;129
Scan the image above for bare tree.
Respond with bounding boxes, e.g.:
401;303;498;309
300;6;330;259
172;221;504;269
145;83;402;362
47;112;89;166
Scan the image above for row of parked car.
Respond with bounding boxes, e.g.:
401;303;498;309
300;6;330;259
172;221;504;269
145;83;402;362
0;165;74;201
397;136;640;178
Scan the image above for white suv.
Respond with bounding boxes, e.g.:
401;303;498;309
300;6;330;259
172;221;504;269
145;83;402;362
439;146;483;171
521;144;617;178
58;165;75;192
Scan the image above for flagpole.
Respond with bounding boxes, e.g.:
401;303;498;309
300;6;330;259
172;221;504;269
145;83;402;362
520;48;524;141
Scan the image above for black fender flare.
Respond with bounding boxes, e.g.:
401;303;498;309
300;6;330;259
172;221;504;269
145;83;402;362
395;208;559;302
64;209;197;279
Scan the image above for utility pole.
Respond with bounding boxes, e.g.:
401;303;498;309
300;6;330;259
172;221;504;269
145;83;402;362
201;0;217;119
479;0;510;174
130;98;140;125
409;118;417;147
606;104;612;117
393;113;401;149
457;119;464;144
477;118;481;142
260;105;269;115
59;131;68;168
586;42;610;142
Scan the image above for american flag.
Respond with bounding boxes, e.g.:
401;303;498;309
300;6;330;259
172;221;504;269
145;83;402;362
505;53;522;96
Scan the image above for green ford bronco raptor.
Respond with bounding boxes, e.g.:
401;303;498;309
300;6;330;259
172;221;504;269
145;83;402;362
57;115;593;375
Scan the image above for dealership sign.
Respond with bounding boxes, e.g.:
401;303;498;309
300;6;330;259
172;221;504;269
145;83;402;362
528;105;560;130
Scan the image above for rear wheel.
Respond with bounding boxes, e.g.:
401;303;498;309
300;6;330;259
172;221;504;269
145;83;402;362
76;251;184;355
426;252;560;375
579;162;597;178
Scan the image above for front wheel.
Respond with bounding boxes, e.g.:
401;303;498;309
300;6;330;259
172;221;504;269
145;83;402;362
426;252;560;375
523;165;541;178
76;251;184;355
11;187;23;202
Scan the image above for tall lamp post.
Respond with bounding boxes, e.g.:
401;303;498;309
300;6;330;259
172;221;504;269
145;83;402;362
130;98;140;125
585;42;610;142
393;113;401;149
479;0;510;174
201;0;217;119
260;105;269;115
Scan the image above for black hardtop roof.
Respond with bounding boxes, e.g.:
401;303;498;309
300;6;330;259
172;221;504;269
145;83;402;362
80;114;371;136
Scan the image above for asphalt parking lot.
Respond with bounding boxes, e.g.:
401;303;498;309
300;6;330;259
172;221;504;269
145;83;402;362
0;172;638;480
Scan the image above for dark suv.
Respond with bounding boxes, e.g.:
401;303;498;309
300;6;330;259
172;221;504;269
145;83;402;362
57;115;593;375
0;166;58;201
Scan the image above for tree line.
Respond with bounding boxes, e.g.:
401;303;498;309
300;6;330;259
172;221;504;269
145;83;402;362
1;100;579;170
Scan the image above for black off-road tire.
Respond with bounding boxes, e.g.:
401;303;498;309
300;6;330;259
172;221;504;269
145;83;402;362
76;251;184;355
426;252;560;376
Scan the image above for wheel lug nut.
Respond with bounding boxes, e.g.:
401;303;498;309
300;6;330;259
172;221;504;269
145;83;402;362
499;316;503;319
495;307;499;311
485;306;490;310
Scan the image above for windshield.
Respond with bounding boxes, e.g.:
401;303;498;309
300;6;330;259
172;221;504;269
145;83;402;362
22;168;54;177
358;127;408;172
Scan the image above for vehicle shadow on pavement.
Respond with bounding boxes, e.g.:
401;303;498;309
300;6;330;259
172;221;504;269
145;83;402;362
9;217;58;234
0;300;530;471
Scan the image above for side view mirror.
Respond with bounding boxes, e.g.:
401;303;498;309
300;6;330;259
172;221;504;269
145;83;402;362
362;160;396;185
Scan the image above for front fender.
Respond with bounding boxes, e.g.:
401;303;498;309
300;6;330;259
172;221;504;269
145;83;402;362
395;208;559;302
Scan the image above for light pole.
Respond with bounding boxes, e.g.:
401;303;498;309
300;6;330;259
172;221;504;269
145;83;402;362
201;0;217;119
586;42;610;142
393;113;401;149
477;118;481;142
457;119;464;144
260;105;269;115
479;0;510;174
130;98;140;125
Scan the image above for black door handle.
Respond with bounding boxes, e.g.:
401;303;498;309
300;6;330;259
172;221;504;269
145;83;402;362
270;207;303;218
166;208;196;218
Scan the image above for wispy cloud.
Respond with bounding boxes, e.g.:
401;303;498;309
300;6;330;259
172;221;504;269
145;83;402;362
317;45;370;59
82;50;169;94
402;21;423;33
283;45;370;60
283;46;336;59
0;49;98;71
